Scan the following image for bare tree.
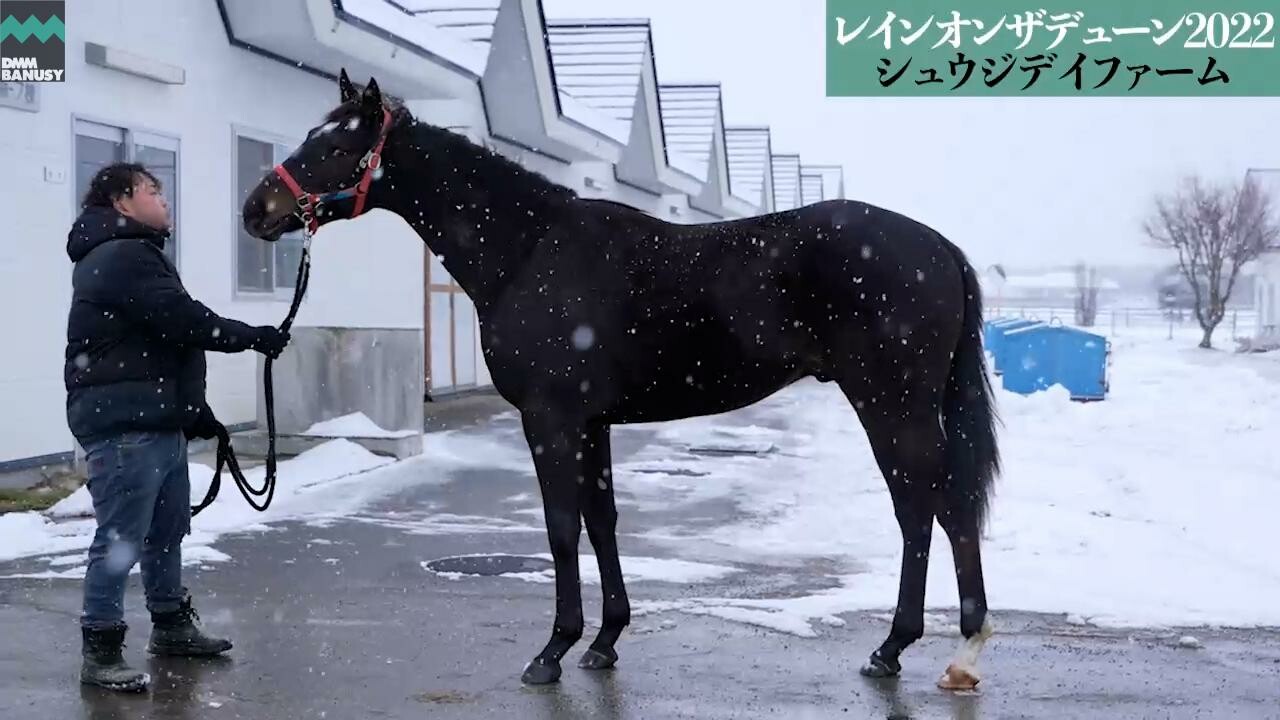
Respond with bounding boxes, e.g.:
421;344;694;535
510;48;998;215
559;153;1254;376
1142;174;1280;348
1073;262;1099;327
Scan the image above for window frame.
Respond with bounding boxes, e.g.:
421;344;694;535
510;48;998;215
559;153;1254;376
70;114;182;269
230;124;304;302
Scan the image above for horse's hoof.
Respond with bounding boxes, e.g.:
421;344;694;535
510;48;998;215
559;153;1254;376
937;663;981;691
521;659;562;685
578;647;618;670
859;653;901;678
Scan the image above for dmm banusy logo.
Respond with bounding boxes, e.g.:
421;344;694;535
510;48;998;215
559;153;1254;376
0;0;65;82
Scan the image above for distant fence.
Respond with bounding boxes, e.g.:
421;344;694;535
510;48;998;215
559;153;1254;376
988;306;1260;341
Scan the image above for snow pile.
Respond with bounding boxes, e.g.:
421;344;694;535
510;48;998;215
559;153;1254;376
614;332;1280;633
302;412;419;439
0;512;92;563
1;439;402;577
2;428;533;578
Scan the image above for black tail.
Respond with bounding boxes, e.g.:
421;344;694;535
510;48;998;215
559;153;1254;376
938;241;1001;531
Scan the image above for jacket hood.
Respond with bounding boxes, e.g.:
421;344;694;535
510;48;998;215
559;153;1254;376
67;206;170;262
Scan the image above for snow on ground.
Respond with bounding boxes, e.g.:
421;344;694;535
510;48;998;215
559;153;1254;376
302;412;420;439
4;323;1276;636
0;432;519;577
423;553;738;586
609;326;1280;634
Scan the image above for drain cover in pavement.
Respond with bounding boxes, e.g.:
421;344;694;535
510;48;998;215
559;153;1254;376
687;441;777;456
631;467;711;477
424;554;553;576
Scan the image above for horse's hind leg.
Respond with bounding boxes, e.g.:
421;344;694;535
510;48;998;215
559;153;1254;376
845;387;946;679
935;502;993;690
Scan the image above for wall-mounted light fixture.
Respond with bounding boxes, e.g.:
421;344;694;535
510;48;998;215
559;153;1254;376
84;42;186;85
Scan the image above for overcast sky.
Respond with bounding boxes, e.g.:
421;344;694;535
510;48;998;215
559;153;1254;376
542;0;1280;271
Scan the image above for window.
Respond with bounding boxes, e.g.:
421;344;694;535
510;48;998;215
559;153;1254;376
427;252;481;393
234;132;304;295
73;119;180;266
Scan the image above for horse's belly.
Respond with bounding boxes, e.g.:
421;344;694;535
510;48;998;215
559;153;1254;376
604;359;807;424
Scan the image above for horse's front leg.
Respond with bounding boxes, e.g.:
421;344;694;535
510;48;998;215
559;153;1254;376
578;422;629;671
519;410;589;685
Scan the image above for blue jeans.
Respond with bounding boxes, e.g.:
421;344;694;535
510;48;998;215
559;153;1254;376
81;430;190;630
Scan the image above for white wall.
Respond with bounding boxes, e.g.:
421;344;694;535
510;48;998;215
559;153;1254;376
296;211;424;330
0;0;423;463
1257;252;1280;336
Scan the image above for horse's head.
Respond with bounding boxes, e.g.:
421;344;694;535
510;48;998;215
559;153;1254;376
242;69;396;241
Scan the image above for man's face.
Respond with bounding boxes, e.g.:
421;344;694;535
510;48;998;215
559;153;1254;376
113;174;170;231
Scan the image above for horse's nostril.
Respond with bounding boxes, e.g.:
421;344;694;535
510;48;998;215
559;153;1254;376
243;195;266;226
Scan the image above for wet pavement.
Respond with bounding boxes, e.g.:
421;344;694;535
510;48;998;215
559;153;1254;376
2;400;1279;719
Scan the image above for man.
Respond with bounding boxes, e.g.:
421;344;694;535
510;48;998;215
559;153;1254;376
65;163;290;692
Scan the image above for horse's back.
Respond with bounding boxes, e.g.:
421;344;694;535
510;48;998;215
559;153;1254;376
484;196;970;419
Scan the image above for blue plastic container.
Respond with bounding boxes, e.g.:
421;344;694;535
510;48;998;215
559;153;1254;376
984;319;1044;376
1000;324;1110;401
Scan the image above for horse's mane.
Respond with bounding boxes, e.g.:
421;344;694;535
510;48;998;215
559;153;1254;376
386;105;580;211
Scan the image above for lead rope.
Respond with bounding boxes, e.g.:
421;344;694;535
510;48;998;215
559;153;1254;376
190;105;391;518
190;234;312;517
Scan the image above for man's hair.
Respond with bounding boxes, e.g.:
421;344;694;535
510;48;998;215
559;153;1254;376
81;163;161;209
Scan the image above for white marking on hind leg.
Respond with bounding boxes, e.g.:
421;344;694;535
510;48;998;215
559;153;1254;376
938;617;994;690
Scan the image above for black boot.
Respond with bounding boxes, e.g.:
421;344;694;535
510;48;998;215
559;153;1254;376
147;597;233;657
81;625;150;692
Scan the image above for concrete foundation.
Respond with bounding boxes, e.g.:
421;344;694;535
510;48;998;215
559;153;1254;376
233;430;423;461
256;327;425;457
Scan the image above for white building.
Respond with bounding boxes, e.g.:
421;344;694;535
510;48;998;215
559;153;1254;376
1254;250;1280;344
806;165;847;203
1246;168;1280;345
983;271;1122;310
0;0;848;471
771;153;802;211
724;127;776;212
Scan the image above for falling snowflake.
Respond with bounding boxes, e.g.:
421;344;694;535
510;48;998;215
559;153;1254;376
571;325;595;351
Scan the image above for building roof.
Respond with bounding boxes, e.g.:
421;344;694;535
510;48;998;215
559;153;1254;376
1000;272;1121;291
771;154;801;210
657;84;722;182
800;171;824;206
398;0;502;50
544;19;648;137
807;165;845;201
725;127;771;207
340;0;490;76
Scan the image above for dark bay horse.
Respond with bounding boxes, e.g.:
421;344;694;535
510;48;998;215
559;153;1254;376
242;72;1001;690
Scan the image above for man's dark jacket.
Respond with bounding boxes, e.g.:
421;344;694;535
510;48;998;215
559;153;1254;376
64;206;264;445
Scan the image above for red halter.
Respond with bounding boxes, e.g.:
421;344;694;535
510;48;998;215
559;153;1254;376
273;106;394;236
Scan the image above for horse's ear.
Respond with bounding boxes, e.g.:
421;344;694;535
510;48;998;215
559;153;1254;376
339;68;358;104
361;76;383;111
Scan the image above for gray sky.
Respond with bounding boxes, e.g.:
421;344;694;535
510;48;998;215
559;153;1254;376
543;0;1280;271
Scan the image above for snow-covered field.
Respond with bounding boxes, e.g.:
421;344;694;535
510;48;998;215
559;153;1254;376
607;325;1280;634
3;325;1278;637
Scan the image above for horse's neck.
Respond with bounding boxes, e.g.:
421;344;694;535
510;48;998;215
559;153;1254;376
379;132;564;310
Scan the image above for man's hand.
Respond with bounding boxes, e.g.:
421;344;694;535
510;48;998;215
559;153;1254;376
252;327;291;359
184;403;225;441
